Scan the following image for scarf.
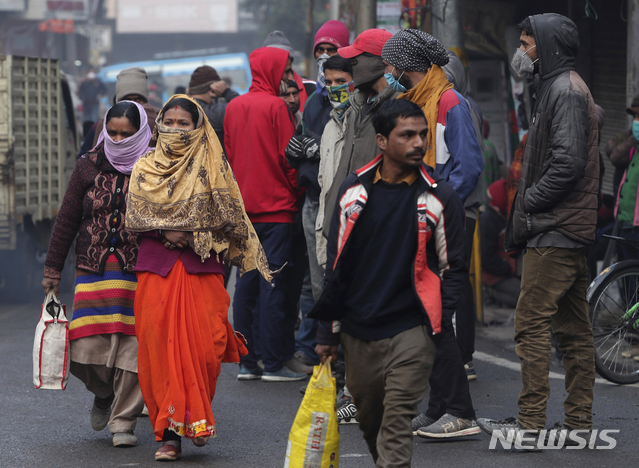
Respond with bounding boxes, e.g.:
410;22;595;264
315;53;330;96
125;95;276;282
94;100;152;175
398;65;453;168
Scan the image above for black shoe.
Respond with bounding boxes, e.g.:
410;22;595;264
337;403;358;424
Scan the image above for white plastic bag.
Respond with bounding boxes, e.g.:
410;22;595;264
33;292;70;390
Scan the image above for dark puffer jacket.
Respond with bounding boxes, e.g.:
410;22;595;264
506;13;599;250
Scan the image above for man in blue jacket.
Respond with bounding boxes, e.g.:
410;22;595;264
309;99;467;466
381;29;483;439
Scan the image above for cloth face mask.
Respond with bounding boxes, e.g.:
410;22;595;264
384;68;407;93
511;45;538;79
327;81;355;110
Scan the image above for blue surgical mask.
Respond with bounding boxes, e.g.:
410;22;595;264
384;68;407;93
633;120;639;141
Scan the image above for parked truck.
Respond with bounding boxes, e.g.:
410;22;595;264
0;56;79;302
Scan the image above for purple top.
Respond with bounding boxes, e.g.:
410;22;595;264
134;231;225;277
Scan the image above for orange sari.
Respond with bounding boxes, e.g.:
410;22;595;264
135;259;247;441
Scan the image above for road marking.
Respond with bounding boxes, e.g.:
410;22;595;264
473;351;639;388
341;454;368;458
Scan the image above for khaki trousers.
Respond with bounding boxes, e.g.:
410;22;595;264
342;325;436;468
70;362;145;433
514;247;595;430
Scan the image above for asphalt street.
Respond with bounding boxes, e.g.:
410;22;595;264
2;293;639;468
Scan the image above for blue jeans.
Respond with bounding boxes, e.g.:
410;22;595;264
233;223;292;373
295;196;322;360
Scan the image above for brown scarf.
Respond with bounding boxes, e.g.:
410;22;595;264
398;65;453;168
126;95;277;282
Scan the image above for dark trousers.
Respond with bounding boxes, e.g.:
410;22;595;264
342;326;436;468
515;247;595;430
456;216;476;364
233;222;292;373
426;314;476;421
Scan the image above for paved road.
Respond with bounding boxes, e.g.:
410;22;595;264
2;296;638;467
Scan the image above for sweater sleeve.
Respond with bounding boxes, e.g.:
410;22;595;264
443;101;484;203
316;176;353;346
436;185;467;313
44;158;93;275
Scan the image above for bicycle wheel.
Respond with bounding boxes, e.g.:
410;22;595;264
589;263;639;384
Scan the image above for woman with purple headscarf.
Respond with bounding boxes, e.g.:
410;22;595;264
42;101;152;448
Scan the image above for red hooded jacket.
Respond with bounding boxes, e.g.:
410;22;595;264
225;47;303;223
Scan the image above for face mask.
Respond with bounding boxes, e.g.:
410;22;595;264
511;45;538;79
316;53;330;94
632;121;639;141
384;68;407;93
327;81;355;110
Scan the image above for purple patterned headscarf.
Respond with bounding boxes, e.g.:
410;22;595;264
94;100;152;175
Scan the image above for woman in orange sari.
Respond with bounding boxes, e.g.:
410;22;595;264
126;95;275;461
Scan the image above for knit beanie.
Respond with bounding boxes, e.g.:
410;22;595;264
189;66;221;95
382;29;449;72
263;30;294;54
314;20;350;53
115;67;149;103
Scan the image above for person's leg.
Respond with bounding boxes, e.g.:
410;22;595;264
302;197;324;302
258;223;293;373
108;368;145;434
456;217;476;364
233;223;265;370
376;326;435;468
294;267;319;362
282;222;307;363
491;277;522;309
515;247;578;430
550;250;595;430
341;332;386;463
426;314;476;421
70;361;114;400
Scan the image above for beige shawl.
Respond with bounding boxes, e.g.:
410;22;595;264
126;95;276;282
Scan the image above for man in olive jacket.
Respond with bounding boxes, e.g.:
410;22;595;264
478;13;599;442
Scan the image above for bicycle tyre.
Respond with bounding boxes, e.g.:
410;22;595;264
589;262;639;384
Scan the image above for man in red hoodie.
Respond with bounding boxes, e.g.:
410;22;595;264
225;46;307;382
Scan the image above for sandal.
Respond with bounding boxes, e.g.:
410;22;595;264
155;440;181;461
193;436;209;447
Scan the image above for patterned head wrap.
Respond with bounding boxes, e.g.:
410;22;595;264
126;95;277;282
381;29;449;72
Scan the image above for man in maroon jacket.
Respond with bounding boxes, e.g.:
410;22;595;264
225;46;306;382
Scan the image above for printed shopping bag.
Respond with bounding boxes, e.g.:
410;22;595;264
284;357;340;468
33;292;70;390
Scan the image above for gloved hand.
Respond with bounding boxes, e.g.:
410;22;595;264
286;135;320;161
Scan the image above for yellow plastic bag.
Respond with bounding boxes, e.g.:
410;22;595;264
284;358;340;468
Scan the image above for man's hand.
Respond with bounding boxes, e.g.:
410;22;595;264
163;230;190;249
210;80;229;97
42;277;60;296
315;344;339;364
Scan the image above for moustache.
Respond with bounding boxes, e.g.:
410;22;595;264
407;149;425;157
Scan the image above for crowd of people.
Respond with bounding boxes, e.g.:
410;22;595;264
43;11;622;466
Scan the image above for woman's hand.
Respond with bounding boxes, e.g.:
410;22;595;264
163;230;190;250
42;277;60;296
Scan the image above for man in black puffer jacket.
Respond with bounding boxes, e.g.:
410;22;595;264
478;13;599;445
